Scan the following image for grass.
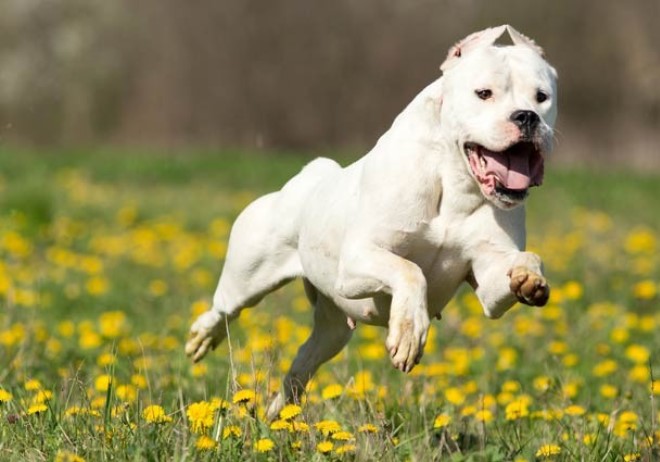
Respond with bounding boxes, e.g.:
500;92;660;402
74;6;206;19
0;147;659;461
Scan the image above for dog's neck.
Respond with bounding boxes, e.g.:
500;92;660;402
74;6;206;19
387;77;445;147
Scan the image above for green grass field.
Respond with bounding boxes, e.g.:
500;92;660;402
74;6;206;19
1;148;659;461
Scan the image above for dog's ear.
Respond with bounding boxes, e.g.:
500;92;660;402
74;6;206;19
440;25;507;72
505;25;546;58
440;25;545;72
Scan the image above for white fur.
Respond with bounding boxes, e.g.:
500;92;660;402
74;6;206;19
185;25;558;419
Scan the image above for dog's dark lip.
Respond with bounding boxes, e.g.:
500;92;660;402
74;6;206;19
495;184;529;201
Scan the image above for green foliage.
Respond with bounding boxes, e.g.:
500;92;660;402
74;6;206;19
0;149;659;461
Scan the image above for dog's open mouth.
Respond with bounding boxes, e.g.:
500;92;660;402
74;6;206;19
464;141;544;205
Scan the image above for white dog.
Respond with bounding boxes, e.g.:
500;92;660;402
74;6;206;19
186;25;557;419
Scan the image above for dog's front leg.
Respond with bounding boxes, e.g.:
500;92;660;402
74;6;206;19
335;243;430;373
470;250;549;319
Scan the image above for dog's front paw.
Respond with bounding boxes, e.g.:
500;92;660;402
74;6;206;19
508;266;550;306
185;310;226;363
385;311;430;373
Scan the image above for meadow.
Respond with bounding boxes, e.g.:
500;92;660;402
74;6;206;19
0;148;659;461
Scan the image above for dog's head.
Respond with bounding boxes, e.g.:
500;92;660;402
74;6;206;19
439;25;557;210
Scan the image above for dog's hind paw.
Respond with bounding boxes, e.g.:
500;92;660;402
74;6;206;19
508;266;550;306
185;310;227;362
386;311;430;373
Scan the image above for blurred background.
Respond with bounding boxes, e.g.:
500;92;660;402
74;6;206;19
0;0;658;168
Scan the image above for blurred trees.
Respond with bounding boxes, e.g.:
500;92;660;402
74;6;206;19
0;0;658;165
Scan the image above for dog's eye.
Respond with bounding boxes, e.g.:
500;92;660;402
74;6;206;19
536;91;548;103
475;89;492;100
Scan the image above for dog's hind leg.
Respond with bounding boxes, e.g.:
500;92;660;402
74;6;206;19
185;192;303;362
266;281;353;420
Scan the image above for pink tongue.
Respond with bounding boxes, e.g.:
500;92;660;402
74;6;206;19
482;149;542;190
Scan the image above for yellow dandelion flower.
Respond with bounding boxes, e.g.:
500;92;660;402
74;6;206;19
625;228;656;254
624;453;641;462
583;433;597;446
0;389;13;402
433;413;451;428
254;438;275;453
115;384;137;403
600;384;618;399
187;401;215;433
314;419;342;436
593;359;618;377
32;390;53;404
633;280;657;300
444;387;465;405
292;421;310;432
195;435;217;451
358;423;378;433
209;397;230;411
232;389;256;405
317;441;334;454
533;376;552;392
474;409;493;423
335;443;356;454
191;363;207;378
94;375;112;393
143;405;172;424
629;365;650;383
24;379;43;391
331;431;354;441
505;401;529;420
321;383;343;400
131;374;148;389
222;425;242;439
625;344;650;364
610;327;629;343
279;404;302;420
564;405;586;416
270;419;293;431
54;450;86;462
535;444;561;457
27;403;48;415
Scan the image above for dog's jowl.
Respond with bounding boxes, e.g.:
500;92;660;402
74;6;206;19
186;25;557;419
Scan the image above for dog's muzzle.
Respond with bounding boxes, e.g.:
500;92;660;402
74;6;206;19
464;141;544;206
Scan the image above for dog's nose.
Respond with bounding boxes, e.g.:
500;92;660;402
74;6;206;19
510;110;539;133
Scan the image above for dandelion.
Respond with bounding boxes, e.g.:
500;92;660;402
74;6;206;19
614;411;639;436
0;389;13;403
232;389;256;405
24;379;42;391
195;435;217;451
187;401;215;433
321;383;343;400
32;390;53;404
314;420;342;436
600;384;618;399
27;403;48;415
270;419;293;431
331;431;354;441
533;376;552;392
116;384;137;403
564;405;586;416
624;453;641;462
444;387;465;405
335;444;356;454
254;438;275;453
279;404;302;420
592;359;618;377
143;405;172;424
358;423;378;433
222;425;242;439
536;444;561;457
625;344;650;364
505;401;529;420
54;450;85;462
474;409;493;423
317;441;334;454
433;413;451;428
94;375;112;393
